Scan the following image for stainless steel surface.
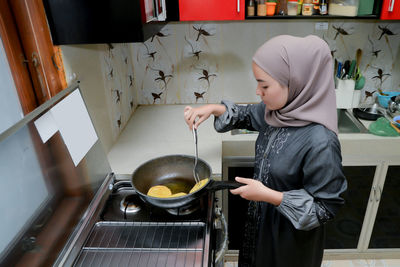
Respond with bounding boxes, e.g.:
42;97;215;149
192;128;201;184
74;221;206;266
0;83;113;266
74;221;206;267
0;81;79;143
388;96;400;113
214;207;228;265
55;173;115;267
337;109;368;133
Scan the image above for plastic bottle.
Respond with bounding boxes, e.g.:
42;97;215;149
319;0;327;14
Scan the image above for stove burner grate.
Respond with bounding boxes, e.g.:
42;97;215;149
120;194;141;215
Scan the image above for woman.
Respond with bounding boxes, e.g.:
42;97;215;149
184;35;347;267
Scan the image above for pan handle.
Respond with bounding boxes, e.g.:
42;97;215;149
207;180;244;191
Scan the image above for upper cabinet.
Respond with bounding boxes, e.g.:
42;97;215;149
380;0;400;19
43;0;167;45
179;0;245;21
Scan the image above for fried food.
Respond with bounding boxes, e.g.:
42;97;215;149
189;178;209;194
147;185;172;198
170;192;187;197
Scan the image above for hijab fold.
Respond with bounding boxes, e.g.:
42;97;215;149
253;35;338;134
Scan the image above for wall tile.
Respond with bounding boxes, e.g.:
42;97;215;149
129;21;400;105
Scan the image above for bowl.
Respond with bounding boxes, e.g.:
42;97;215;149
393;115;400;128
377;92;400;108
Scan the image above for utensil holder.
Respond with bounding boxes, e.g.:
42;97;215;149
352;90;361;108
335;78;355;109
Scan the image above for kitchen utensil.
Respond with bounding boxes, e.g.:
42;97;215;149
192;127;201;184
356;49;362;70
348;60;356;79
388;95;400;113
369;117;400;137
377;91;400;108
343;60;351;78
131;154;243;209
391;122;400;134
353;103;384;121
393;115;400;128
355;74;365;90
336;62;343;78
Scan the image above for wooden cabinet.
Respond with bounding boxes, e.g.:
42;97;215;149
380;0;400;20
179;0;245;21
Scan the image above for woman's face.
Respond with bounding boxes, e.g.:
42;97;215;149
252;62;288;110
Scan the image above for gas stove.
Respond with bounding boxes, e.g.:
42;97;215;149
101;181;210;221
57;175;221;267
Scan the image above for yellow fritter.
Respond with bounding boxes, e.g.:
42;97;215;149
147;185;172;198
169;192;187;197
189;178;209;194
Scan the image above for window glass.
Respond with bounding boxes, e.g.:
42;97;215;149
0;36;23;134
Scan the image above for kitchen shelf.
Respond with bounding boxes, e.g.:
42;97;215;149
245;15;380;19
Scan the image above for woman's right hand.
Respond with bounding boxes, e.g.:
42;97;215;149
183;104;226;130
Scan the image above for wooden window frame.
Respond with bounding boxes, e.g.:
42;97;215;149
0;0;67;114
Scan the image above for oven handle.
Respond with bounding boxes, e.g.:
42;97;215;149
215;207;228;264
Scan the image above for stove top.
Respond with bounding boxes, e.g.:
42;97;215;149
100;181;211;222
71;178;215;267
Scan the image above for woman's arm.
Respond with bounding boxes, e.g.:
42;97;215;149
230;177;283;206
184;100;267;132
184;104;226;130
276;138;347;231
214;100;266;133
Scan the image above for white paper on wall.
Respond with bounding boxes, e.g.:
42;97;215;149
34;111;59;143
50;89;98;166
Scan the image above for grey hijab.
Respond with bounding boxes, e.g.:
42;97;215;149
252;35;338;134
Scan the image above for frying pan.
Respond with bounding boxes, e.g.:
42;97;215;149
131;154;243;209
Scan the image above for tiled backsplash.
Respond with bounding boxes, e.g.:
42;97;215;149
128;20;400;106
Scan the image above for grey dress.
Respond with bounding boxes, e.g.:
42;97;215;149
215;101;347;267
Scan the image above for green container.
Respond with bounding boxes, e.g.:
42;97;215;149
357;0;374;15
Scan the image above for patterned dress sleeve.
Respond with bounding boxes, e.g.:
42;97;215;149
214;100;266;132
276;137;347;231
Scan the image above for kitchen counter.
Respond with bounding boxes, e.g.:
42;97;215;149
107;105;400;175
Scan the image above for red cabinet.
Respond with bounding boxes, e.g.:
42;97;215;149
381;0;400;20
179;0;245;21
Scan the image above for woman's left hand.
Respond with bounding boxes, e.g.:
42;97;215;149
230;177;283;206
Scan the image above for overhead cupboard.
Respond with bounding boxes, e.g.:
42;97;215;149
380;0;400;19
42;0;397;45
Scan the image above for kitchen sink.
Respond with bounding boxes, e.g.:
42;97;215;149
337;109;368;133
231;109;368;135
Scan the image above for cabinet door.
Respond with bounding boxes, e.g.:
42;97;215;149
225;166;252;250
179;0;245;21
369;166;400;248
381;0;400;20
324;166;376;249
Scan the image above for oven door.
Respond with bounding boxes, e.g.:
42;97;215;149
142;0;166;22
